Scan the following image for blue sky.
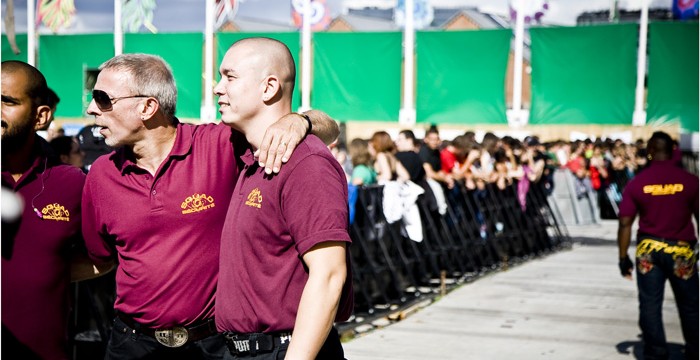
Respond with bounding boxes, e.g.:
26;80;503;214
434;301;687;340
1;0;673;33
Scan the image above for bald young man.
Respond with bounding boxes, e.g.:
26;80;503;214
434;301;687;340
214;38;353;360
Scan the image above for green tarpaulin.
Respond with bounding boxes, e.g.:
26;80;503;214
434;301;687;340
530;24;637;125
416;30;511;125
312;32;402;122
647;22;699;133
124;33;203;119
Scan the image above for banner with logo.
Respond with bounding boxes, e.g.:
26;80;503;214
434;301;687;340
215;0;240;30
37;0;76;33
647;22;699;132
529;24;637;125
122;0;158;33
291;0;331;31
394;0;434;29
673;0;699;20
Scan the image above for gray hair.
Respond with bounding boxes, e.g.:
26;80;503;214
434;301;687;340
100;53;177;119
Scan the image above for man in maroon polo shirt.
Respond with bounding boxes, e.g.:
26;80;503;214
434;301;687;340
617;131;698;360
214;37;352;360
1;61;112;360
81;54;338;359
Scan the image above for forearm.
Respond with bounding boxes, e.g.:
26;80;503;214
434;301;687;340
617;220;633;258
285;266;345;360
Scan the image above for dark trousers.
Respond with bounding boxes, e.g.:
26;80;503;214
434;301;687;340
223;327;344;360
636;242;699;360
105;316;226;360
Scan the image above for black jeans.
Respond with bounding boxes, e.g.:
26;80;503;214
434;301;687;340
223;327;345;360
636;239;698;360
105;316;226;360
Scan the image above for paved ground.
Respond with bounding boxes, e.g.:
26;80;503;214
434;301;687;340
341;220;687;360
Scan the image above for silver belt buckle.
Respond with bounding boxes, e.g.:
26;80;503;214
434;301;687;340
155;326;188;347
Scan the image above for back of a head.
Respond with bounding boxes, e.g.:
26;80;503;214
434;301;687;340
349;138;371;167
648;131;674;159
49;135;75;158
371;131;395;153
452;134;473;153
2;60;48;107
399;130;416;142
100;54;177;118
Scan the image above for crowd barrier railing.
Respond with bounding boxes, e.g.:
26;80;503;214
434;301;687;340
349;179;572;316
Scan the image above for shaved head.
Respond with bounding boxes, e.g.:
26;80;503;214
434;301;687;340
647;131;674;161
229;37;296;95
1;60;48;107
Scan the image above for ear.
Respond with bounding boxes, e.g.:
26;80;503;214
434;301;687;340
33;105;52;131
261;75;281;103
139;97;160;121
59;153;70;164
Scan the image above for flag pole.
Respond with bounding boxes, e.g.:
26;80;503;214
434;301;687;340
27;0;36;66
114;0;123;55
510;0;526;127
299;0;312;112
202;0;215;123
632;0;649;126
399;0;416;126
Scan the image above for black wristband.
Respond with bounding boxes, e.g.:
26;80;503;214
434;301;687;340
299;113;312;137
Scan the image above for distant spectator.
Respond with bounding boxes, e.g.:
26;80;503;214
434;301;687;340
395;130;426;183
369;131;409;183
419;125;454;189
49;135;85;170
348;138;376;186
76;124;112;171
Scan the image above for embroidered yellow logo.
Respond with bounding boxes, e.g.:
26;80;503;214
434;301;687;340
181;194;215;214
643;184;684;196
41;203;70;221
245;188;263;209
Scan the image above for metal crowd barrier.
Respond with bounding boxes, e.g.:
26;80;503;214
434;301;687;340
349;180;571;316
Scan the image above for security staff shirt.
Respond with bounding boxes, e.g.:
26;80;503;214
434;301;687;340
82;121;240;328
619;159;699;242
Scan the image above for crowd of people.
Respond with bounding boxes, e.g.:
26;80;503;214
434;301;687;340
2;43;696;360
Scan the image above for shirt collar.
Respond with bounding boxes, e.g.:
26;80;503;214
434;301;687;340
114;117;192;175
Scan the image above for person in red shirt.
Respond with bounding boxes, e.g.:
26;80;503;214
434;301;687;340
617;131;698;360
2;60;112;360
81;53;337;359
214;37;352;360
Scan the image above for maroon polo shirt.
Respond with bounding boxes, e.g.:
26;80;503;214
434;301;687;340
619;160;699;242
216;135;353;333
82;121;241;328
2;136;86;360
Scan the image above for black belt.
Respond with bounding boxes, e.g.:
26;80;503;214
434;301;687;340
223;331;293;356
116;312;218;348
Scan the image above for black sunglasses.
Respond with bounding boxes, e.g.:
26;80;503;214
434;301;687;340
92;89;149;111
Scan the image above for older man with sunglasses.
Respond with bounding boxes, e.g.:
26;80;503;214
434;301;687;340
81;53;338;360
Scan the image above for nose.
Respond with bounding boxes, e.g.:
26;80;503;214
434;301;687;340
86;98;100;116
213;78;224;96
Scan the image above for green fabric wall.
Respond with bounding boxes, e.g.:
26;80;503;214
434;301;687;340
38;34;114;118
312;32;402;122
647;22;699;132
529;24;638;125
124;33;203;119
416;30;510;125
216;32;301;114
2;34;28;62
